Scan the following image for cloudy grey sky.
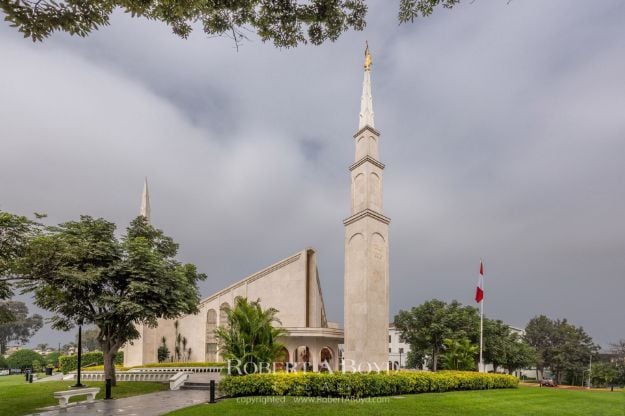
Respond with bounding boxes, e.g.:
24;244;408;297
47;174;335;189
1;0;624;349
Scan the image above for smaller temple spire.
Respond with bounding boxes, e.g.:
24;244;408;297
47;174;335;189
359;41;375;130
140;177;151;223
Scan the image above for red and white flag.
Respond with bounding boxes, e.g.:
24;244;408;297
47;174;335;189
475;261;484;303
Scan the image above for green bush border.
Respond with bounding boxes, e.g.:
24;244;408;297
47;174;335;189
219;371;519;398
59;351;124;374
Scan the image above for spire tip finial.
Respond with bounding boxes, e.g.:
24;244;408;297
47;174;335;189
140;177;151;223
364;41;372;71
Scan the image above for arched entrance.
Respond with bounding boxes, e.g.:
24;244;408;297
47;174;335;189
274;346;290;371
319;347;334;372
294;346;311;371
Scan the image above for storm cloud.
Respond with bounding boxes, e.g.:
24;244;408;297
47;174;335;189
1;0;624;349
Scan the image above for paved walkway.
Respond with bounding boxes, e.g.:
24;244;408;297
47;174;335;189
29;389;214;416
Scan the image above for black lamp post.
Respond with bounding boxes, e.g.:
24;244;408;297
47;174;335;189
72;319;85;388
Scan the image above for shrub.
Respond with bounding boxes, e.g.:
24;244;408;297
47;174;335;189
0;355;8;369
219;371;519;398
32;359;43;373
45;351;61;367
6;349;45;370
58;351;124;374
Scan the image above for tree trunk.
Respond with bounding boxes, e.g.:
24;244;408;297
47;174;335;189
103;348;118;387
432;348;438;372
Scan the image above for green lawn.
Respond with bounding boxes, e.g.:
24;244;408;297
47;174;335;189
0;374;168;416
166;386;624;416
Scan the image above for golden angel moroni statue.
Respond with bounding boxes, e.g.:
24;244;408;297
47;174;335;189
364;41;372;71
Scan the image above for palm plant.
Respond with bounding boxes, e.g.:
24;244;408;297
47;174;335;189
157;336;169;362
215;297;287;374
181;337;188;361
440;338;479;371
175;333;182;361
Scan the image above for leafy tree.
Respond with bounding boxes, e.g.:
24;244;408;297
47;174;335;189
502;333;537;375
394;299;479;371
6;348;44;370
0;354;8;369
483;318;511;372
0;300;43;354
551;321;597;385
525;315;598;384
405;349;426;370
1;0;469;47
610;340;625;386
525;315;556;379
591;361;618;388
61;342;77;354
79;328;101;352
0;211;42;302
12;215;206;385
45;351;61;367
215;297;286;374
440;338;477;371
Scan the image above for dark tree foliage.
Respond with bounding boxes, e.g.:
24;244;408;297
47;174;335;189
394;299;479;371
525;315;599;384
6;348;44;370
78;328;101;353
11;215;206;384
1;0;467;47
0;300;43;355
0;211;42;302
610;340;625;386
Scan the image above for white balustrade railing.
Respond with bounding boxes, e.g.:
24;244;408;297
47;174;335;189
128;367;223;374
67;372;173;382
66;367;223;389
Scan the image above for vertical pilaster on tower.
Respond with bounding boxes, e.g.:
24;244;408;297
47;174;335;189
343;43;390;371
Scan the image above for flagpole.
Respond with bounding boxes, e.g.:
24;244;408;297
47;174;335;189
479;293;484;372
479;259;484;373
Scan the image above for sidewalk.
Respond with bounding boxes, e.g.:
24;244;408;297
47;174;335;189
29;389;213;416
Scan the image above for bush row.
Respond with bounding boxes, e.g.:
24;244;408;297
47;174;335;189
5;349;45;370
59;351;124;374
219;371;519;398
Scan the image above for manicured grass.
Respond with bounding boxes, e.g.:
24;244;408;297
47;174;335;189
0;374;168;416
166;386;624;416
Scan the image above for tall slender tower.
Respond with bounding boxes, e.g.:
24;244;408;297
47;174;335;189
343;43;390;370
140;177;151;222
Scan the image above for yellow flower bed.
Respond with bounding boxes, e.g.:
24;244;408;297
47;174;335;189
220;370;519;398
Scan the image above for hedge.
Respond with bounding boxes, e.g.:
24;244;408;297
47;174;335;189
6;349;45;370
219;371;519;398
59;351;124;374
45;351;61;367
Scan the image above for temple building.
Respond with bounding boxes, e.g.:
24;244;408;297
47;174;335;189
124;45;389;371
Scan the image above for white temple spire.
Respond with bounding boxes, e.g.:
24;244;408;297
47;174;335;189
140;177;151;223
358;41;375;130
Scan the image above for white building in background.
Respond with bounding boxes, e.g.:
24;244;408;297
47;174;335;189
388;325;411;369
